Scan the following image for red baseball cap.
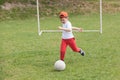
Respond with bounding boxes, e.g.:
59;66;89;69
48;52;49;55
59;11;68;18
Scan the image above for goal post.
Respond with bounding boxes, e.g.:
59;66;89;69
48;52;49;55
37;0;103;35
37;0;41;35
100;0;103;34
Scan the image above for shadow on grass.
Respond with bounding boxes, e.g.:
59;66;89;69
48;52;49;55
51;69;65;72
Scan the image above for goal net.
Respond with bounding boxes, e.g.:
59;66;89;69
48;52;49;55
36;0;103;35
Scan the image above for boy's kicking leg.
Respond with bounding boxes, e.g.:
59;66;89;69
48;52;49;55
68;38;85;56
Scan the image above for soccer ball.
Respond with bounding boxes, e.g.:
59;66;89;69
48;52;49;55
54;60;66;71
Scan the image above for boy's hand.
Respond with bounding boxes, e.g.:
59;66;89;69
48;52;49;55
58;26;62;30
78;28;83;32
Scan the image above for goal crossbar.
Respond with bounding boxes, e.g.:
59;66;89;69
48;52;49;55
37;0;103;35
39;30;100;35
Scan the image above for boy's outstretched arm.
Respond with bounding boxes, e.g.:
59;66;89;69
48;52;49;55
72;27;83;32
58;26;71;32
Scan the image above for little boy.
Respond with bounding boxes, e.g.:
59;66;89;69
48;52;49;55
58;11;85;61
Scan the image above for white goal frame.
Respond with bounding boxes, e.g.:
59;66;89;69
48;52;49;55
37;0;103;35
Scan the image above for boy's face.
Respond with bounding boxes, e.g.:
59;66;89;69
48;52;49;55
60;18;68;24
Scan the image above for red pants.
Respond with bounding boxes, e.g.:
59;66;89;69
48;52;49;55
60;38;80;60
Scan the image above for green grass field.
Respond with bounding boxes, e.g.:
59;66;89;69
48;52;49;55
0;13;120;80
